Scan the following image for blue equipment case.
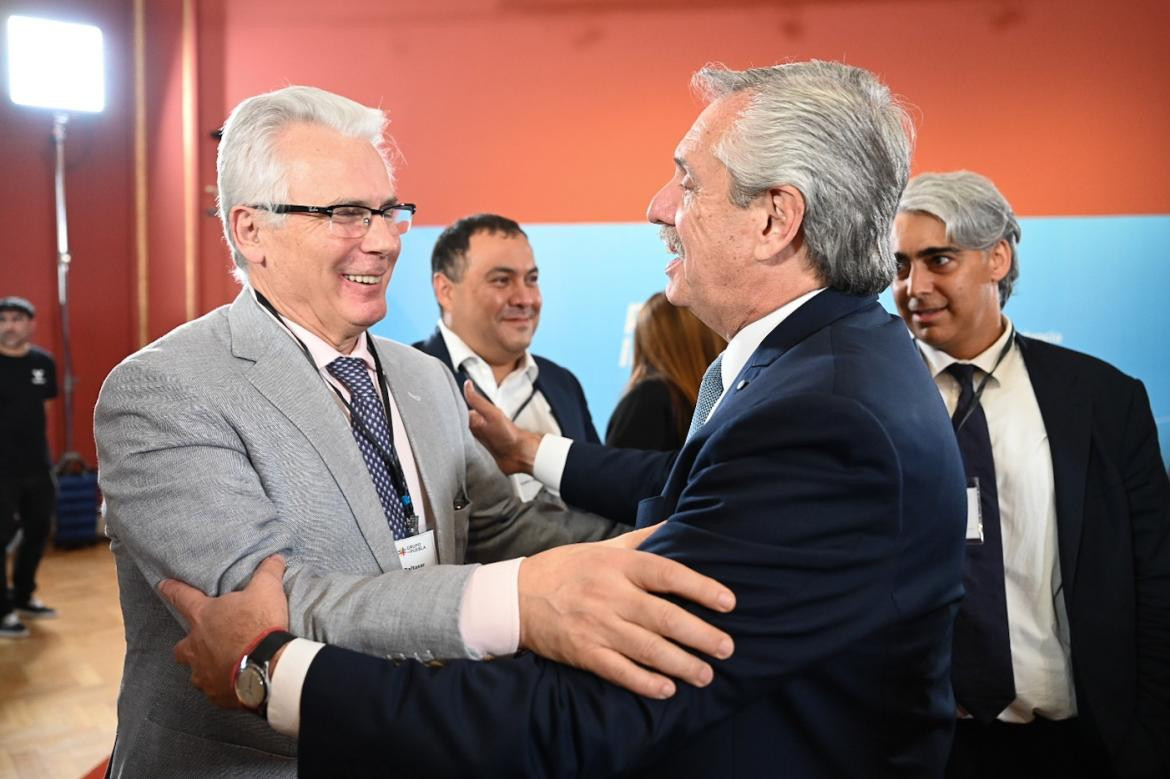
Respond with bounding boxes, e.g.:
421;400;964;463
55;471;101;547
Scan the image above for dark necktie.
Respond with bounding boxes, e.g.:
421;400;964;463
946;362;1016;722
326;357;410;540
687;354;724;440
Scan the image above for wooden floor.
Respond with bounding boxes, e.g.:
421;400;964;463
0;543;122;779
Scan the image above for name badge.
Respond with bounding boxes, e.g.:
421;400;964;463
965;480;984;544
394;529;438;570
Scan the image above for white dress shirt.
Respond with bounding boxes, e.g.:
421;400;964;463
251;294;521;735
916;317;1076;723
437;320;561;502
534;288;825;489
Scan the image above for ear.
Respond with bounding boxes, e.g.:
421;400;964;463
755;185;805;261
986;238;1012;283
230;206;266;268
433;272;456;315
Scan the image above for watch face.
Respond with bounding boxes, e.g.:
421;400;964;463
235;665;268;710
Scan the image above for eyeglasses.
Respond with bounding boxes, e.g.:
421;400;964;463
256;202;416;238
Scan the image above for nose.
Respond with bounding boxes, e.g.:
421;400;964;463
904;261;933;297
646;180;677;226
510;279;540;310
360;212;401;257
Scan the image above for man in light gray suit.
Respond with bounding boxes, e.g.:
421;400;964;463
94;86;735;777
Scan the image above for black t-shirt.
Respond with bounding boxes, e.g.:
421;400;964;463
0;347;57;474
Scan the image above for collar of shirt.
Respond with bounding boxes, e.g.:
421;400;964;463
719;287;826;391
915;315;1017;389
283;319;376;374
436;319;538;400
250;290;377;400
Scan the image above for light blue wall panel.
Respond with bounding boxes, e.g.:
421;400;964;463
373;216;1170;465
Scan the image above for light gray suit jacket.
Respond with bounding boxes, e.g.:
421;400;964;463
95;291;622;777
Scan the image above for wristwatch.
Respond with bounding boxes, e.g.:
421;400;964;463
235;630;296;717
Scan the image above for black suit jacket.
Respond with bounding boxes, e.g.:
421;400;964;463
1016;336;1170;775
414;328;600;443
300;291;969;777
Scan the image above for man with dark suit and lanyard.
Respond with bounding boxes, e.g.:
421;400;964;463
414;213;600;503
160;61;969;777
891;170;1170;778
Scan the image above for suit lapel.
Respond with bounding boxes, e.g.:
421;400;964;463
672;290;878;497
532;367;569;438
372;337;459;567
1019;336;1090;595
421;328;457;373
227;292;400;572
704;290;876;431
423;328;482;411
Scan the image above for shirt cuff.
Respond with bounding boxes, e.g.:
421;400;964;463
267;638;325;737
532;434;573;492
458;558;522;658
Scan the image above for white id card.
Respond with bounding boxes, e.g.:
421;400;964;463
394;529;438;570
965;480;984;544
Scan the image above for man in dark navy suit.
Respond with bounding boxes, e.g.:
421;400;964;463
162;61;969;777
892;171;1170;778
414;214;598;504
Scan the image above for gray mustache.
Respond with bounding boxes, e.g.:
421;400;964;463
659;226;684;256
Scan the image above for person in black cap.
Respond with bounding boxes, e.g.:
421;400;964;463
0;296;59;639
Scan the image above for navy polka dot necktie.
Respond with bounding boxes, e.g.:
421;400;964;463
687;353;724;441
326;357;410;540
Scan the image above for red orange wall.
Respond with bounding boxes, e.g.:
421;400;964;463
0;0;133;465
211;0;1170;223
2;0;1168;464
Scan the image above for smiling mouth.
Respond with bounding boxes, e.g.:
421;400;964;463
910;305;946;322
342;274;381;285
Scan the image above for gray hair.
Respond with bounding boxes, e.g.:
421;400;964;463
693;61;914;296
899;171;1021;305
216;85;392;280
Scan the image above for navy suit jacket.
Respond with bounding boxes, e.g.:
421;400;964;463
414;328;600;444
1015;336;1170;775
301;291;968;777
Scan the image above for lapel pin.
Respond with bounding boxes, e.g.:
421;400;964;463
736;379;748;391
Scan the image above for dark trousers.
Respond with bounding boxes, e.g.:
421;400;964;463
946;716;1113;779
0;469;56;615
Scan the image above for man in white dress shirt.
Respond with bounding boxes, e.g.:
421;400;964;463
891;170;1170;778
413;213;600;503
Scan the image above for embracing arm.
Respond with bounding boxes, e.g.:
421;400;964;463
463;379;675;524
298;394;949;776
126;351;737;700
561;441;676;523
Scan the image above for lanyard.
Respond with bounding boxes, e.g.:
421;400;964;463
253;291;419;533
458;368;539;422
918;327;1016;433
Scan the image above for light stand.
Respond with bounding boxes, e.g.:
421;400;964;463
6;15;105;463
52;112;78;454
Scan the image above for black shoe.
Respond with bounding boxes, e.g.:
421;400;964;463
0;612;30;638
14;597;57;619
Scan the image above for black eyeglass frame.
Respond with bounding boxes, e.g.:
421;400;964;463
254;202;417;233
